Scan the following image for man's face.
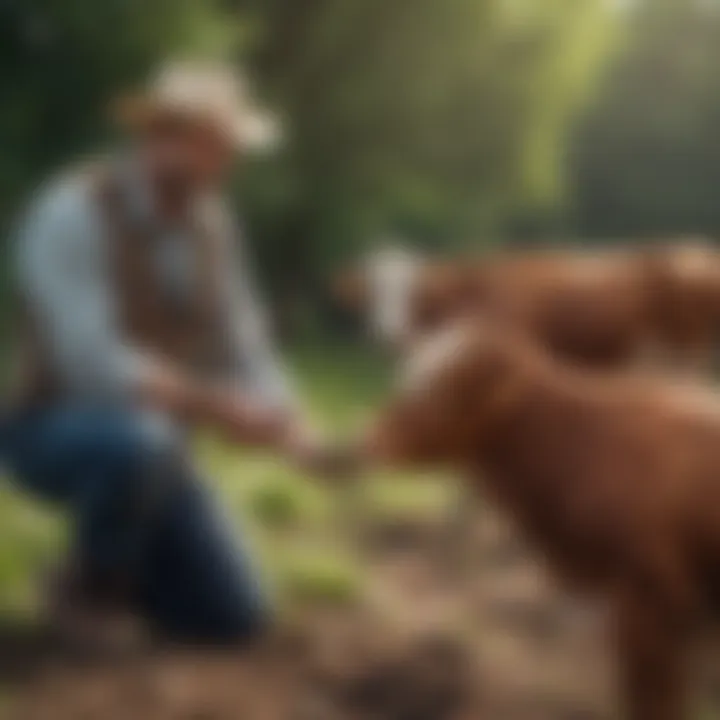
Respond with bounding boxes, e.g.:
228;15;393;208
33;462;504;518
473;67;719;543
141;118;236;198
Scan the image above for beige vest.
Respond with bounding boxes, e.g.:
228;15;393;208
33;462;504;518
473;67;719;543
13;164;231;405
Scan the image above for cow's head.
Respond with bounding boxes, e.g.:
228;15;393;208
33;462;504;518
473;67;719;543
363;319;529;468
333;245;485;350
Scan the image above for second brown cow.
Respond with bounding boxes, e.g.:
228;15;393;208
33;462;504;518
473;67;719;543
335;240;720;373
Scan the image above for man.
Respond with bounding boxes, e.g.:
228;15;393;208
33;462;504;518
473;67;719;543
1;62;325;644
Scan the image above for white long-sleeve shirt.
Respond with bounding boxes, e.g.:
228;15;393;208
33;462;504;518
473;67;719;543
13;162;294;410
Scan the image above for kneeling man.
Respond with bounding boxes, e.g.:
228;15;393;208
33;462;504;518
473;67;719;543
2;62;324;644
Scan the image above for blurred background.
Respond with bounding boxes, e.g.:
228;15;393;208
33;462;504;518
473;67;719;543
1;1;719;717
3;0;719;337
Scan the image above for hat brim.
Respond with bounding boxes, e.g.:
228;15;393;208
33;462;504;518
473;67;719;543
112;93;282;152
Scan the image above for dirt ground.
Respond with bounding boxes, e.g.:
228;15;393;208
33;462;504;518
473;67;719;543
2;502;714;720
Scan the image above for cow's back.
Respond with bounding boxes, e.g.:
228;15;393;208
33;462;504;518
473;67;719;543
479;251;651;368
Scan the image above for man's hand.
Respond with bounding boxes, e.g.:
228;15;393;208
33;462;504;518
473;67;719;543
137;358;361;475
279;424;365;482
280;425;329;475
210;393;291;447
137;359;290;447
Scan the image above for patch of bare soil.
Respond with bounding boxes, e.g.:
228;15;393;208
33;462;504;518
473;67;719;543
468;509;613;720
1;502;696;720
2;619;477;720
358;506;614;720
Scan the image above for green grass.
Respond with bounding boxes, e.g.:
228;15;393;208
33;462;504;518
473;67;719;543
0;345;452;612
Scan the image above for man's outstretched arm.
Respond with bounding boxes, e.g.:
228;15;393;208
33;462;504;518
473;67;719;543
213;208;345;470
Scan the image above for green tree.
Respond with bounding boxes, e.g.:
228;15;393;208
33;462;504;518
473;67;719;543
235;0;615;311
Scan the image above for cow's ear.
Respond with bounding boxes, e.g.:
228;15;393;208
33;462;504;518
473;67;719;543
331;267;367;310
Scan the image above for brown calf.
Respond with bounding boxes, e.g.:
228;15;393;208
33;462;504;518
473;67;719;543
363;319;720;720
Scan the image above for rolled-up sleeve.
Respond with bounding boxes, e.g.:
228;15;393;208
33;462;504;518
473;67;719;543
214;211;295;411
15;177;149;401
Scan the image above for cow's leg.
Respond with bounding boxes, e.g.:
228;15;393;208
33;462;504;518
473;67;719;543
614;580;689;720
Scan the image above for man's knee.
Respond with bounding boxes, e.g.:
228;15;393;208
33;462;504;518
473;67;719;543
2;406;185;504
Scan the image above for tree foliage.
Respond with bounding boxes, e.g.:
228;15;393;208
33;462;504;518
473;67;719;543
0;0;617;319
0;0;231;219
571;0;720;238
238;0;614;289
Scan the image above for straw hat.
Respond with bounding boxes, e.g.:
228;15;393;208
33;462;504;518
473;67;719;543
114;60;281;151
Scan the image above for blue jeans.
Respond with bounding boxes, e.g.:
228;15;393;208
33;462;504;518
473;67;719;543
0;404;271;644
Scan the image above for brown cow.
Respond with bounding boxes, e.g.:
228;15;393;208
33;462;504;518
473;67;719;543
334;240;720;373
362;318;720;720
